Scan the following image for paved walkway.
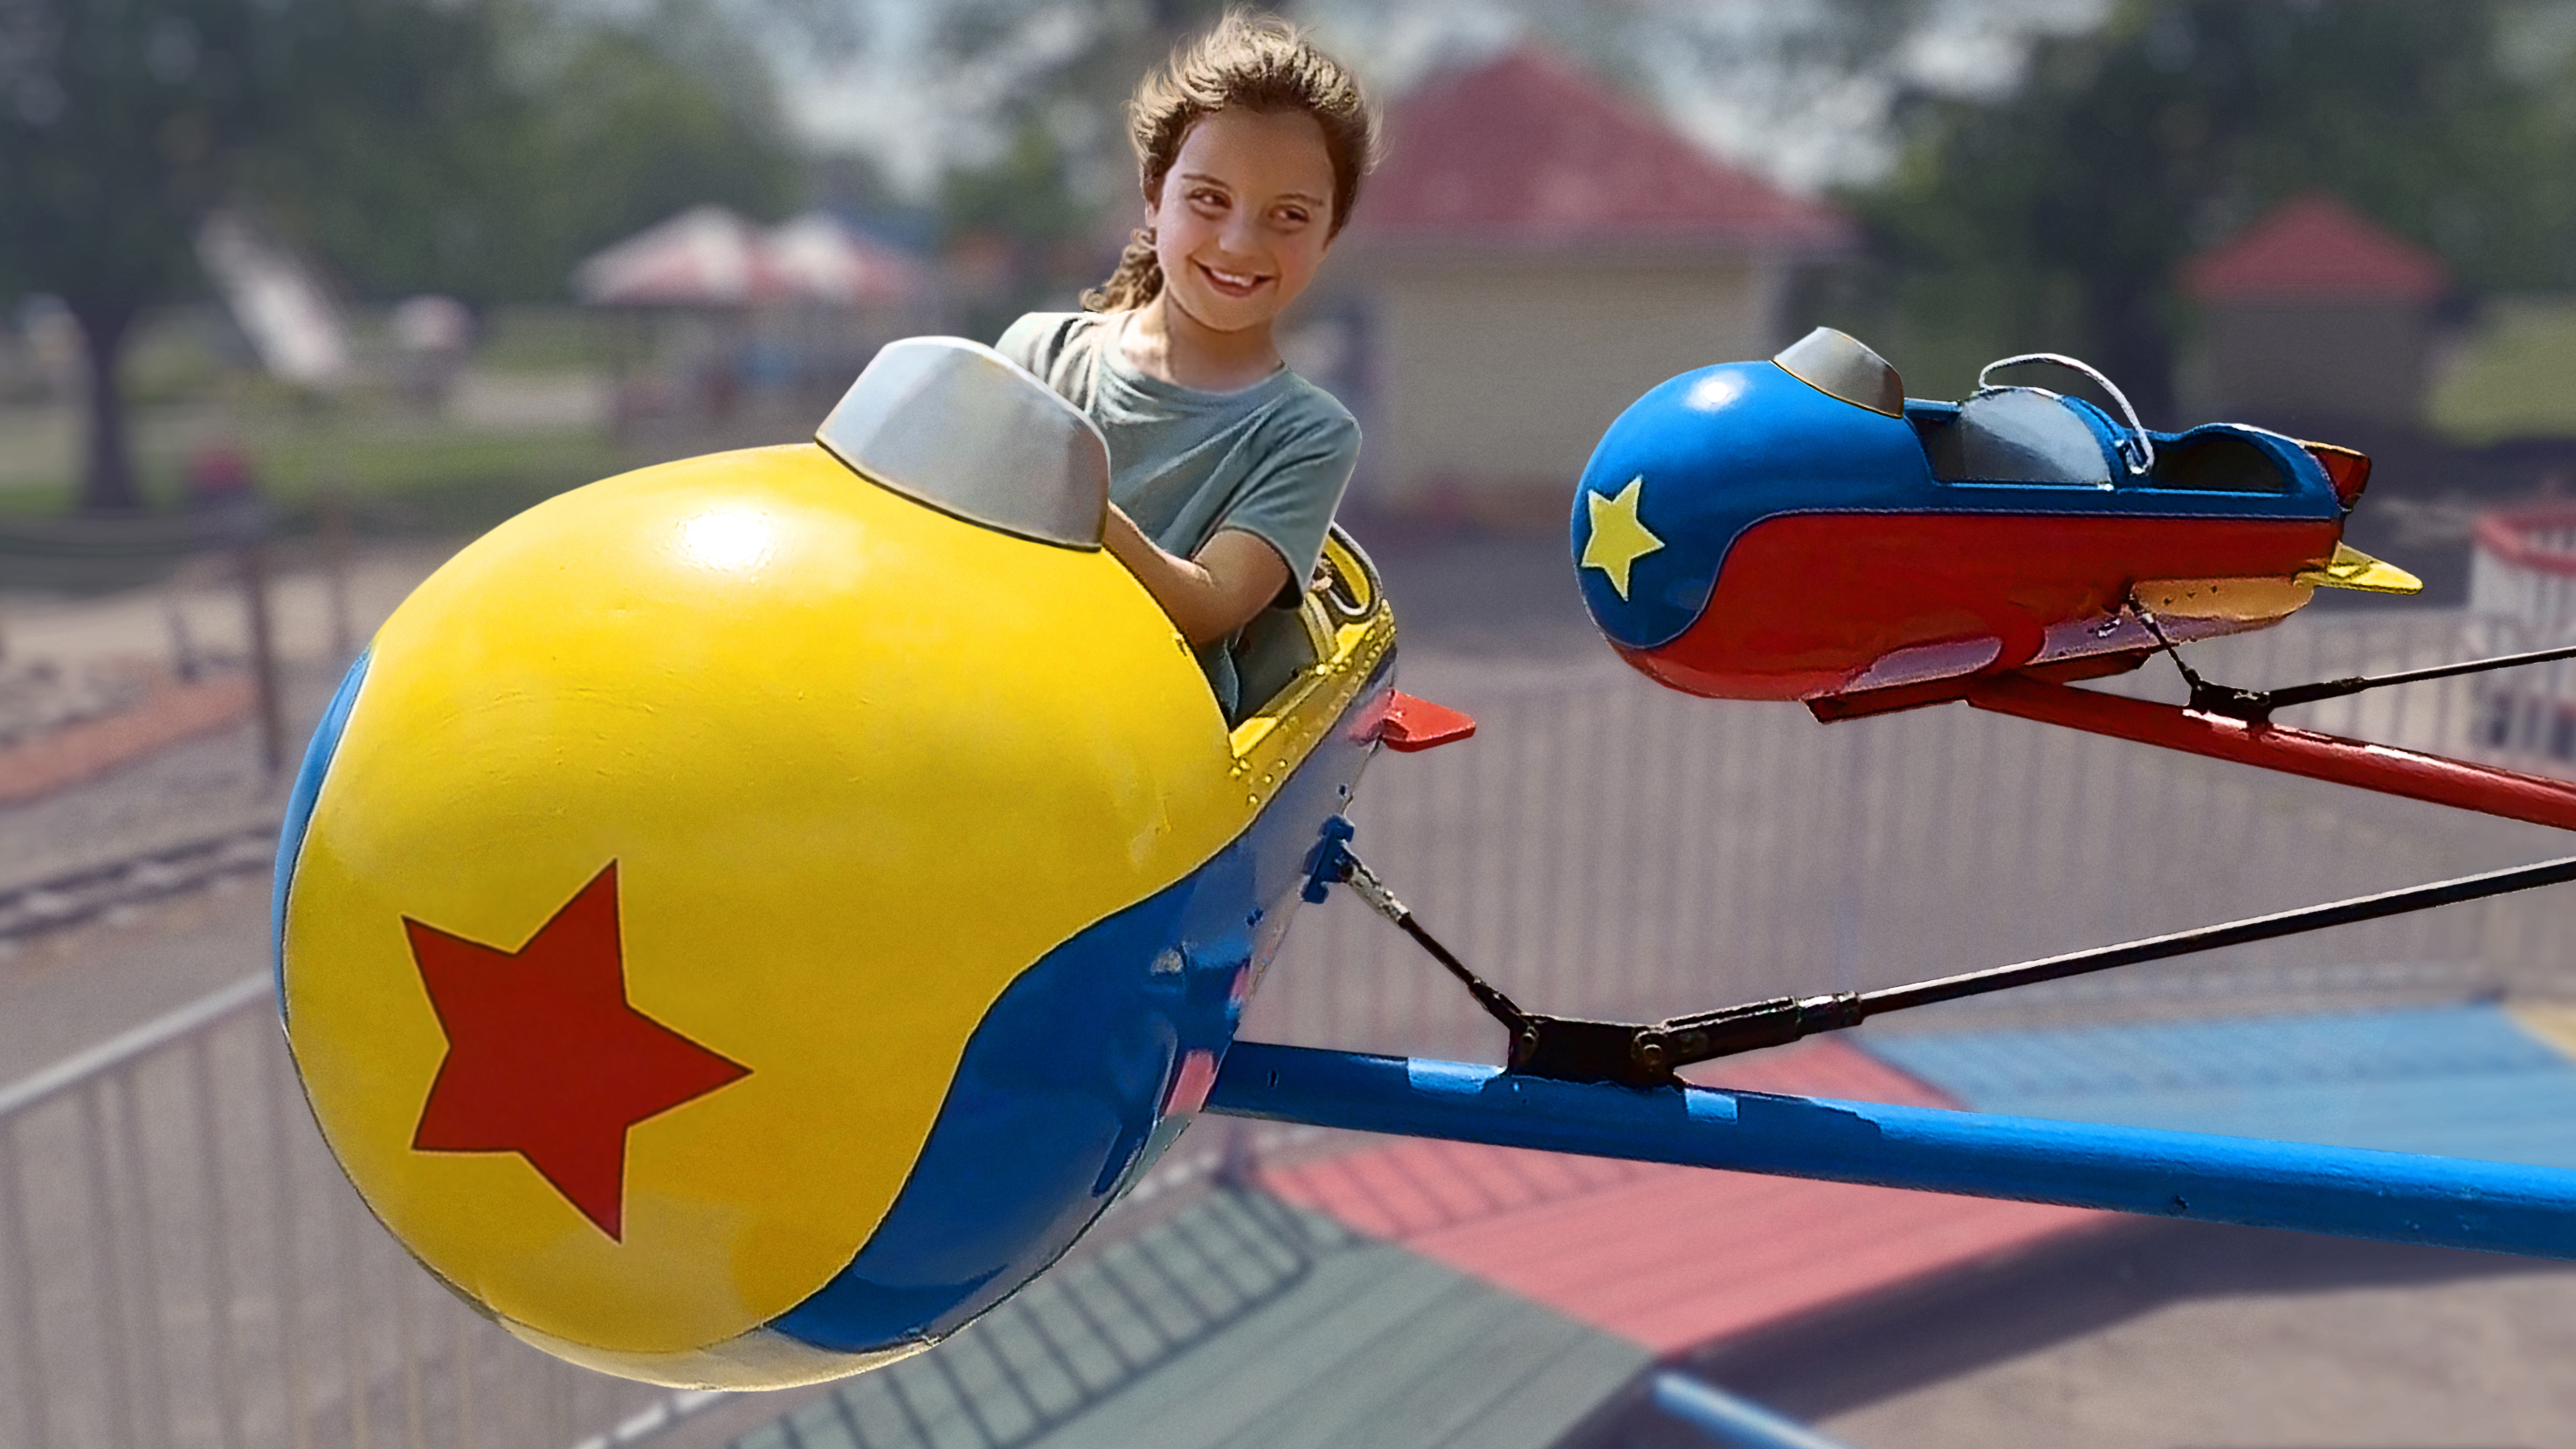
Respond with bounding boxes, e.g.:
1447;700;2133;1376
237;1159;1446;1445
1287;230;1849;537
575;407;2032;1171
0;542;448;1083
0;882;268;1085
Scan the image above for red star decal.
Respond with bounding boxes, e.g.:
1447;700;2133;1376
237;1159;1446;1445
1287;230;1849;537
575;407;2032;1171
404;863;749;1240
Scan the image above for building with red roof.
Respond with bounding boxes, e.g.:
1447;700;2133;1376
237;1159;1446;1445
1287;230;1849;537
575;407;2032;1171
1322;48;1854;521
2182;192;2450;427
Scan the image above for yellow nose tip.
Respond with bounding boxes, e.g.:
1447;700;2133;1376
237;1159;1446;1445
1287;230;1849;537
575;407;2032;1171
2297;542;2422;595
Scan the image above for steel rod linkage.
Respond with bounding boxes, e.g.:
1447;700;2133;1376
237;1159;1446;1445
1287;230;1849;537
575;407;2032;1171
1302;817;2576;1089
1300;619;2576;1088
2127;595;2576;727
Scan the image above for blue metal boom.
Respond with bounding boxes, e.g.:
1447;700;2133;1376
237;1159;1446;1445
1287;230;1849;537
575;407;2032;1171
1205;1042;2576;1260
1650;1372;1863;1449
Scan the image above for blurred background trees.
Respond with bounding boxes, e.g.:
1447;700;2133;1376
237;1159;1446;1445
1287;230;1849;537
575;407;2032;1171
0;0;797;512
270;4;802;307
1857;0;2576;418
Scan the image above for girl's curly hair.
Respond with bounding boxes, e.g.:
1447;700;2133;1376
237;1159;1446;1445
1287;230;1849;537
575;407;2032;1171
1081;10;1377;313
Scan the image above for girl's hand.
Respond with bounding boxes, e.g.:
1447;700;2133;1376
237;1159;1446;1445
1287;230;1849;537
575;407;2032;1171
1102;506;1290;647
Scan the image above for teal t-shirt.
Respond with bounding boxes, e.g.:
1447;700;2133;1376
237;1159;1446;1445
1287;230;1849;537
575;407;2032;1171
996;310;1361;714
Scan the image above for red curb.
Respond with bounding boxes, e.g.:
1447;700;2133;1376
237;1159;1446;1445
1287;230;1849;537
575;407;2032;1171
0;675;256;807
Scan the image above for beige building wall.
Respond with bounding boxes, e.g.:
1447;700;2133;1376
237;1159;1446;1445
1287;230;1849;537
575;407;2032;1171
1363;255;1781;520
2200;300;2433;426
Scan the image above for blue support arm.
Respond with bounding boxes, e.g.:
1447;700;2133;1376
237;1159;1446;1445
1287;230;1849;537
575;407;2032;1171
1650;1372;1863;1449
1205;1041;2576;1260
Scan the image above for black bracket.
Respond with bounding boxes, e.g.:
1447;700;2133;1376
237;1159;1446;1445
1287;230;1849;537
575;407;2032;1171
1500;994;1864;1088
2127;592;2576;727
1304;818;1863;1089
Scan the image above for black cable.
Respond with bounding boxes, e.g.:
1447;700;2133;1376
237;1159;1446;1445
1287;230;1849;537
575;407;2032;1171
1860;853;2576;1018
1393;915;1531;1036
1323;845;1531;1032
2236;641;2576;718
2124;590;2576;724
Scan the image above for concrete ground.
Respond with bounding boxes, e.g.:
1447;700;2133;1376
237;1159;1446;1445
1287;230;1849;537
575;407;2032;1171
1687;1219;2576;1449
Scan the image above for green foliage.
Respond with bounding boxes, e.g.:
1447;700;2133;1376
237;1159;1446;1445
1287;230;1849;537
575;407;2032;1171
941;118;1096;245
2429;297;2576;444
0;404;615;524
240;1;805;303
0;0;803;306
472;305;618;374
0;0;420;506
1;0;308;309
1852;0;2576;416
939;117;1113;335
248;418;621;533
0;0;802;510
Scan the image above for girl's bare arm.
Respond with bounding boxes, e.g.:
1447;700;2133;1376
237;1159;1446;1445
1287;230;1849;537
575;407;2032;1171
1102;507;1290;647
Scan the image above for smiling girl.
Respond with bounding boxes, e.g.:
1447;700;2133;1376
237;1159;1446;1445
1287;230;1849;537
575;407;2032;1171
997;11;1376;717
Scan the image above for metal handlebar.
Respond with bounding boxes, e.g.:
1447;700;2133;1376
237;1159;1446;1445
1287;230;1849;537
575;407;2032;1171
1979;352;2157;476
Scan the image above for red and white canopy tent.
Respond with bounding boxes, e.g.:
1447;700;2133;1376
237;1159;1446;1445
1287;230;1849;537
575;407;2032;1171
765;212;927;307
571;206;926;308
572;206;935;421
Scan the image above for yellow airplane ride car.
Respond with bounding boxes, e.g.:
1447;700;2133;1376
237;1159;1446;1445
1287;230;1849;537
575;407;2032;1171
272;337;1449;1389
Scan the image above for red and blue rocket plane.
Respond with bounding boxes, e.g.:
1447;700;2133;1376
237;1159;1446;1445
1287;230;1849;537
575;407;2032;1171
1564;326;2576;845
1572;327;2409;707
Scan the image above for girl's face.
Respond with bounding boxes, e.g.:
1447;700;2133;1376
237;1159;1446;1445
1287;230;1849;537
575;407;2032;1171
1147;107;1339;335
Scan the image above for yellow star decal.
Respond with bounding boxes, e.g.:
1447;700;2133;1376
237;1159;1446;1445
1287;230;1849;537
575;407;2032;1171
1579;476;1664;600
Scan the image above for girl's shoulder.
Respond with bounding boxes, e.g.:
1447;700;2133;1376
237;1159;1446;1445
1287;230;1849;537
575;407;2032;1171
1266;369;1360;451
995;310;1108;380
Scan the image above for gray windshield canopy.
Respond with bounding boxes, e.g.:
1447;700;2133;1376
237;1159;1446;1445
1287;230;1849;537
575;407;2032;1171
818;336;1111;549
